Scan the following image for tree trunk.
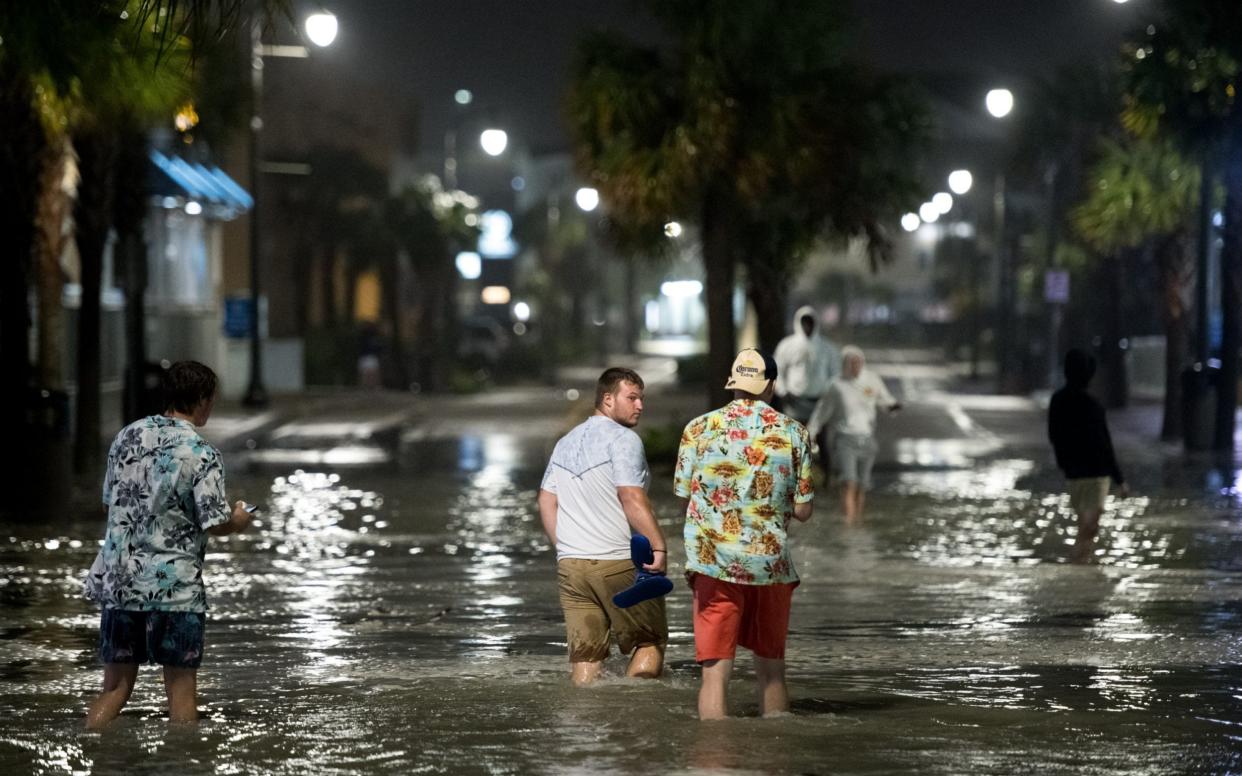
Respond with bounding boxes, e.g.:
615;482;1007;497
744;257;789;355
113;126;150;423
702;185;737;410
0;68;43;439
1215;159;1242;451
381;253;408;389
72;128;119;476
34;138;74;391
1158;233;1192;441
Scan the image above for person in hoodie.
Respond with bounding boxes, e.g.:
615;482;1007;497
1047;348;1129;562
774;306;840;472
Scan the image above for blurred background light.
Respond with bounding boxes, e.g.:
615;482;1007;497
919;202;940;223
901;212;921;232
575;187;599;211
948;169;973;194
512;301;531;321
986;88;1014;118
480;128;508;156
481;285;511;305
660;279;702;298
304;13;339;47
454;89;473;105
455;251;481;280
663;221;683;238
932;192;953;214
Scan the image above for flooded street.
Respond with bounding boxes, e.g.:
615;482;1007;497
3;375;1241;774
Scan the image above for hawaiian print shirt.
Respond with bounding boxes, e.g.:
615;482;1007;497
674;399;814;585
84;416;231;612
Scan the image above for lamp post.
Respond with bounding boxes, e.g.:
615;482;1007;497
985;88;1014;392
244;12;338;407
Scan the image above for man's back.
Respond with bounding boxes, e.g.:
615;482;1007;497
675;399;813;585
1048;385;1121;480
87;415;230;611
542;415;649;560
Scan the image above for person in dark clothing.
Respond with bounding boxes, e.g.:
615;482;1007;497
1048;349;1129;562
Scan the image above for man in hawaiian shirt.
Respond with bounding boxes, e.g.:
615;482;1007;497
539;367;669;685
674;349;814;719
84;361;253;728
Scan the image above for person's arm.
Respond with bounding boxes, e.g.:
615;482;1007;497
208;501;254;536
617;486;667;573
792;427;815;522
1096;405;1128;494
874;372;901;412
537;488;558;546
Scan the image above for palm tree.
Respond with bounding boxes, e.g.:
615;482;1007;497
1126;0;1242;449
388;178;480;392
1073;136;1200;440
567;0;929;408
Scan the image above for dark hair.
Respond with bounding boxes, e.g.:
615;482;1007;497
595;367;644;408
162;361;218;413
1063;348;1096;387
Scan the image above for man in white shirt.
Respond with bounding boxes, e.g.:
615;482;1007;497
538;367;669;685
808;346;901;522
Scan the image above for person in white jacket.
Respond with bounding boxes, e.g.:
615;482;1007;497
808;346;901;522
773;306;840;425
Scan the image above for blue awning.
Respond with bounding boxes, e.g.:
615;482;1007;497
148;149;253;215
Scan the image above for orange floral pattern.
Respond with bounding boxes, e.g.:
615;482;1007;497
674;399;813;585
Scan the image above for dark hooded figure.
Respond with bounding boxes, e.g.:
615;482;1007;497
1047;348;1128;562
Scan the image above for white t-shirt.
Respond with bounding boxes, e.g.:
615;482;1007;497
540;415;649;560
808;369;897;438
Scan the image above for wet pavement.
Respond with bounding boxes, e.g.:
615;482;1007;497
3;353;1241;774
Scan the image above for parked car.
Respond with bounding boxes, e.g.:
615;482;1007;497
458;316;509;369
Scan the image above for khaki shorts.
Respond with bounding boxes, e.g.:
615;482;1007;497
557;558;668;663
1067;477;1110;514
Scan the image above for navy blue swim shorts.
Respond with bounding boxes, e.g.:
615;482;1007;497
98;608;206;668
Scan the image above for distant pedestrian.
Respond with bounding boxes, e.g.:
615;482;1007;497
1048;349;1128;562
807;345;901;522
674;349;814;719
774;306;841;425
538;367;669;685
84;361;254;729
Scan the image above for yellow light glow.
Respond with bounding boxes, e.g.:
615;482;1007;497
481;285;511;305
174;103;199;132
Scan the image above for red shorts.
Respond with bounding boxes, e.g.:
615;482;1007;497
690;573;798;662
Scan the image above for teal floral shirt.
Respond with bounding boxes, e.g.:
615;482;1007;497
84;416;231;612
674;399;814;585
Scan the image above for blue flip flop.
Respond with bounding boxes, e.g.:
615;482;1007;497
612;534;673;608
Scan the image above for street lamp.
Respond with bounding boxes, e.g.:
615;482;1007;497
245;11;338;407
480;128;508;157
986;88;1014;119
948;169;973;195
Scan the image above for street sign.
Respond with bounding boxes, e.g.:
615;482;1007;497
1044;269;1070;304
223;296;252;338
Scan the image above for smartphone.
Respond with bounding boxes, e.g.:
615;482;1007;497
243;503;259;514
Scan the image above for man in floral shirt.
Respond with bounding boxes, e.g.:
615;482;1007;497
83;361;253;728
674;349;814;719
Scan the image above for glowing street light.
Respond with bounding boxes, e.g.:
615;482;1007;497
575;187;599;212
304;13;338;47
664;221;683;238
480;128;508;156
932;192;953;214
919;202;940;223
986;88;1014;118
901;212;921;232
454;89;473;105
948;169;973;195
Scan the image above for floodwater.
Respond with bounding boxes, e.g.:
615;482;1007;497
3;421;1242;774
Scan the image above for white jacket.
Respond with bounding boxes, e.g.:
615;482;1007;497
773;305;841;399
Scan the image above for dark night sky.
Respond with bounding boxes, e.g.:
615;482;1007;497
299;0;1151;162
